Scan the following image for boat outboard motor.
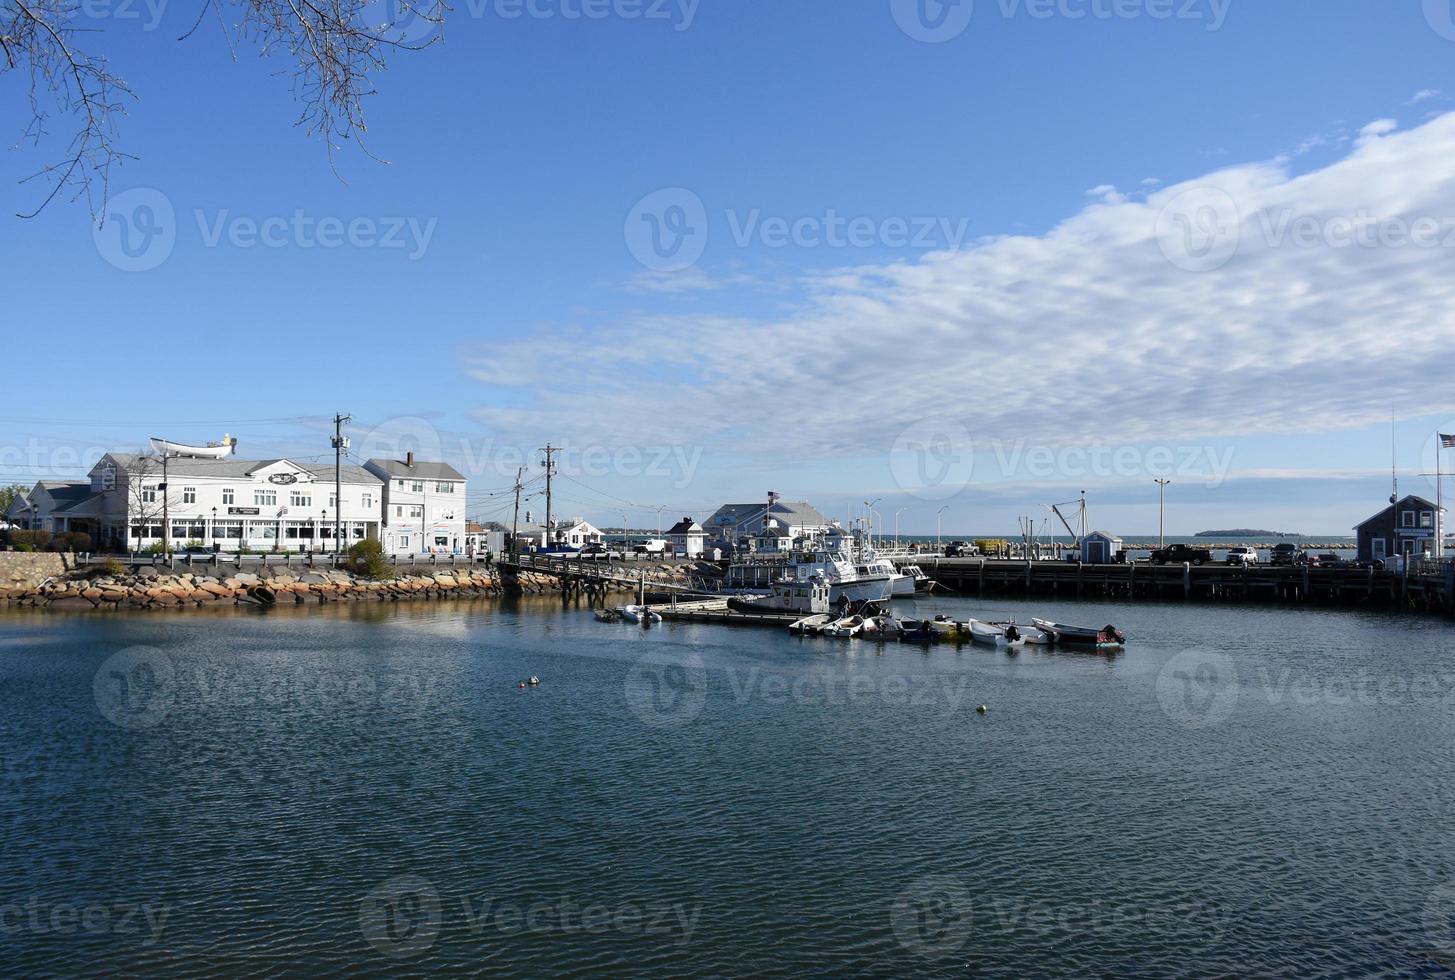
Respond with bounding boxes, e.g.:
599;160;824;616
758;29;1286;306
1006;624;1021;642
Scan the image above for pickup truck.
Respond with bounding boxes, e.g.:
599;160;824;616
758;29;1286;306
1269;543;1299;566
1149;544;1213;566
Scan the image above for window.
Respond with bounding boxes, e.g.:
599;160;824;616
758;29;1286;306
1402;511;1416;528
362;493;373;509
255;490;277;507
329;494;337;508
396;505;403;517
434;536;449;547
1421;512;1434;528
289;491;312;508
436;482;453;493
141;485;158;503
222;488;234;505
411;481;424;493
398;479;406;489
183;486;196;504
409;505;423;519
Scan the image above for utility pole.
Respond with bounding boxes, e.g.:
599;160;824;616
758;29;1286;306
332;413;351;555
510;467;525;560
540;444;558;547
159;450;174;556
1154;479;1171;549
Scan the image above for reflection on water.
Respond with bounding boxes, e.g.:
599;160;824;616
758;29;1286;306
1;595;1453;976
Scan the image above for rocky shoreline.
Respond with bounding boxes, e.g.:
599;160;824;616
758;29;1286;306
0;561;704;611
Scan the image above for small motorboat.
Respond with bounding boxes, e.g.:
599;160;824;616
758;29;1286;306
620;605;662;625
897;619;936;644
968;620;1026;648
789;613;831;634
995;620;1050;644
868;614;902;639
823;615;864;638
1031;618;1127;648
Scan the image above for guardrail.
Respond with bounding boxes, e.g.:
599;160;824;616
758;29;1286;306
71;552;498;570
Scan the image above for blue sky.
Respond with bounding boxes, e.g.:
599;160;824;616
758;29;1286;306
3;0;1455;534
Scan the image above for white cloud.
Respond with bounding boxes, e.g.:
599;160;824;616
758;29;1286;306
465;113;1455;471
1410;89;1441;105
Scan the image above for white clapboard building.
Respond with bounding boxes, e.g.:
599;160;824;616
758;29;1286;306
364;453;468;556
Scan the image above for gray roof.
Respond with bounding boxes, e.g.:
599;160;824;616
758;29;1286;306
99;453;380;485
707;500;828;528
366;458;465;481
666;517;704;536
45;482;102;513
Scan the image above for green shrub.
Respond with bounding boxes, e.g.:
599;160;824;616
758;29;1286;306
15;543;35;553
347;538;392;579
100;558;126;577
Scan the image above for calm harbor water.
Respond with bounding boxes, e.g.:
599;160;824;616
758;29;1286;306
2;596;1455;976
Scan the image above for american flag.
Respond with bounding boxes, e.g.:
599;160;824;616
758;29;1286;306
1442;434;1455;449
767;491;780;503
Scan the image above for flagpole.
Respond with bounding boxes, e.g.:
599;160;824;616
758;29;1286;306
1439;439;1445;560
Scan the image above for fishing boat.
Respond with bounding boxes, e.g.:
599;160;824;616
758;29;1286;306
149;435;237;459
968;620;1026;648
900;564;934;593
728;577;831;616
1030;618;1127;648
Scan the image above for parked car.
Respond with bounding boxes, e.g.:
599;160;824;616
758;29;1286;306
1226;546;1258;566
1269;543;1300;566
1149;544;1214;566
580;544;625;560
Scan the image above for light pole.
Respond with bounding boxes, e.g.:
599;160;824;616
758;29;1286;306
937;506;948;550
894;508;904;548
1154;478;1171;549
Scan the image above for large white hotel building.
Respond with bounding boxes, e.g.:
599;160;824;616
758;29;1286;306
6;442;467;556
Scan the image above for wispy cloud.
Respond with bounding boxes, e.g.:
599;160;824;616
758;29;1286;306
1410;88;1442;105
464;112;1455;473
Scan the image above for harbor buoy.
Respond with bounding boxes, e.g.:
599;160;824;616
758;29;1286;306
528;676;541;687
518;682;526;689
976;704;989;714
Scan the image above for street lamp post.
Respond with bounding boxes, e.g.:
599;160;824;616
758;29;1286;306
894;508;905;549
937;506;948;551
1154;478;1172;549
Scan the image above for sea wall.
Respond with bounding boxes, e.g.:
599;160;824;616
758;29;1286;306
0;552;70;590
0;561;701;611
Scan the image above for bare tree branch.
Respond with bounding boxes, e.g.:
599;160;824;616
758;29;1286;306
1;0;446;220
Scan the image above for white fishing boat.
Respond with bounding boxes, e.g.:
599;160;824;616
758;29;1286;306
149;435;237;459
968;620;1026;648
900;564;933;593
